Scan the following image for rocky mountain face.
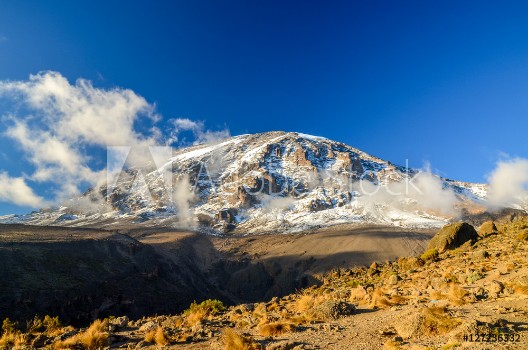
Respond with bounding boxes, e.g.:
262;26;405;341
1;131;489;233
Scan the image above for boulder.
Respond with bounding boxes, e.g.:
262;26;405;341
485;280;504;298
314;301;355;320
216;208;238;224
427;222;478;253
394;311;424;339
478;221;498;237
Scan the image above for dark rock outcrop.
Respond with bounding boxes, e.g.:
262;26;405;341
427;222;478;253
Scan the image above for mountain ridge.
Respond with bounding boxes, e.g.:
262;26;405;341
0;131;490;233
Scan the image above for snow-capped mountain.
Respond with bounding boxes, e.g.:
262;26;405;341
1;131;490;233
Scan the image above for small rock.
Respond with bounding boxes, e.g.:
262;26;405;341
486;280;504;298
31;334;48;348
386;274;400;286
138;321;158;333
394;311;424;339
55;330;78;341
478;250;490;259
110;316;129;329
315;301;355;320
472;287;487;300
267;340;298;350
380;327;397;336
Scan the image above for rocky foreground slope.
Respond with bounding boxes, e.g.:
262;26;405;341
2;215;528;349
1;132;489;233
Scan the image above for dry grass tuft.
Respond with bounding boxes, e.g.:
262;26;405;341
0;331;27;348
284;314;314;326
517;229;528;241
512;284;528;295
421;306;461;336
54;319;109;350
258;321;295;337
398;256;424;270
223;328;261;350
295;292;325;313
440;342;461;350
370;288;405;309
429;289;446;300
184;299;226;326
383;339;402;349
252;303;268;320
447;283;468;306
152;327;170;345
421;248;439;262
144;329;156;343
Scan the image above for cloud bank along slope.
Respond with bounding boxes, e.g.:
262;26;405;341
486;158;528;210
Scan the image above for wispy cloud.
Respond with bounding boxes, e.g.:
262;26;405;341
169;118;230;145
487;157;528;209
0;35;7;42
0;71;230;209
0;71;161;203
0;172;46;207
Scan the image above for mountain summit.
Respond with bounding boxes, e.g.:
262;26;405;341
1;132;488;232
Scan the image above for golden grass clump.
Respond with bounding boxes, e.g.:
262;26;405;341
0;331;27;348
447;283;468;306
283;314;312;326
145;327;170;346
258;321;295;337
144;329;156;343
517;229;528;241
398;256;424;271
252;303;268;322
154;327;169;346
27;315;63;337
0;318;27;348
512;283;528;295
428;289;446;301
421;248;439;262
383;339;402;350
421;306;461;336
295;292;326;314
370;288;406;309
54;319;109;350
223;328;261;350
183;299;226;326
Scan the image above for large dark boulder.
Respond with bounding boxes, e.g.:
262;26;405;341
427;222;478;253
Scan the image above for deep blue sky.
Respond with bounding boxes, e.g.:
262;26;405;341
1;0;528;214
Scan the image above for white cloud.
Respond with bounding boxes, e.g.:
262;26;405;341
173;118;200;131
170;118;230;145
0;172;46;207
0;71;231;211
487;158;528;209
0;71;162;205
